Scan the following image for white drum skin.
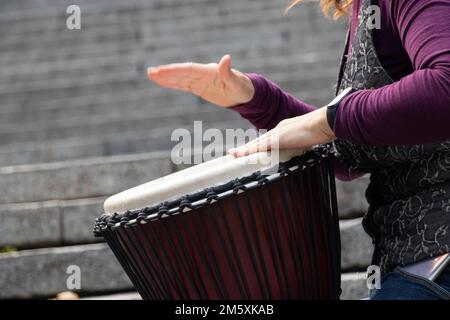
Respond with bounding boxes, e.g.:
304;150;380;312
104;149;305;215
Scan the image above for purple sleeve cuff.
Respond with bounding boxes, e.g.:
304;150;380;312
229;73;316;130
228;73;269;119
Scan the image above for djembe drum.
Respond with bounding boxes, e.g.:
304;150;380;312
94;145;341;299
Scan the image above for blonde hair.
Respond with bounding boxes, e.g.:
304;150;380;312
285;0;353;20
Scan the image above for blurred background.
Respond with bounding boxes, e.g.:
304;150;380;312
0;0;372;299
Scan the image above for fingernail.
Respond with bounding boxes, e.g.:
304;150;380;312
228;149;238;157
147;68;157;80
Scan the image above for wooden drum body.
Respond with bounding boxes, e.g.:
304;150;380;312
94;145;341;299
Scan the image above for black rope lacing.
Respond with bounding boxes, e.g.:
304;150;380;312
93;143;335;237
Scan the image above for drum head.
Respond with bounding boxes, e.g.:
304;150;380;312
104;149;305;215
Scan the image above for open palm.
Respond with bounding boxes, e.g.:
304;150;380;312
147;54;255;108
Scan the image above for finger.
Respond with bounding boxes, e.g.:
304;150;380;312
231;128;282;157
147;69;194;92
147;64;190;84
147;69;194;90
218;54;233;82
154;80;193;93
229;134;272;158
229;141;268;157
147;67;159;80
153;62;213;78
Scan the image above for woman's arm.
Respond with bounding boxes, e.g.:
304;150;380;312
333;0;450;146
232;1;450;147
229;73;316;131
230;0;449;181
229;74;366;180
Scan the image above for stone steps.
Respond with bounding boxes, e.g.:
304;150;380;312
339;218;373;270
0;151;172;204
0;44;342;103
0;103;207;135
0;243;133;299
0;0;283;27
0;88;190;120
0;197;105;249
80;274;369;300
0;107;243;145
0;224;371;299
0;64;339;118
0;0;372;301
336;176;369;219
0;53;338;127
0;0;345;112
0;12;315;54
0;48;340;97
0;45;338;105
340;273;368;300
80;291;142;300
0;32;343;80
0;19;343;68
0;176;370;250
0;74;334;126
0;83;326;126
0;0;318;44
0;119;251;166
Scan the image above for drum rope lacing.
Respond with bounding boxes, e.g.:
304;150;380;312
93;144;336;236
92;143;342;299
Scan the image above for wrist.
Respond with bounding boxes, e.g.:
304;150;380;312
317;107;336;140
237;72;255;104
326;87;356;131
228;73;265;111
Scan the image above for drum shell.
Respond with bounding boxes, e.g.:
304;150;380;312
99;153;341;300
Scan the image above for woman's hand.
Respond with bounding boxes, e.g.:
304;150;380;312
229;107;336;157
147;54;255;108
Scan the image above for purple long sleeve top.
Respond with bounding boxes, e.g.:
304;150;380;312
230;0;450;179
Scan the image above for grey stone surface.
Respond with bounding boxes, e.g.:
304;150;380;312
0;108;242;145
84;273;370;300
0;119;251;166
0;0;346;150
0;243;133;299
62;198;106;244
80;277;369;300
81;291;142;300
0;246;371;300
0;198;105;248
0;201;61;248
0;151;172;204
84;272;371;300
1;198;374;272
341;273;369;300
0;0;362;300
340;218;374;271
0;245;371;300
0;201;373;298
336;175;370;219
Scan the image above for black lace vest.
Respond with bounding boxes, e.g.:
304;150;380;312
334;0;450;274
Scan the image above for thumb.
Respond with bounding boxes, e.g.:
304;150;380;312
218;54;234;82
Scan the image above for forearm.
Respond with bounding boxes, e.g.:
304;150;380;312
334;68;450;146
333;0;450;146
229;73;316;130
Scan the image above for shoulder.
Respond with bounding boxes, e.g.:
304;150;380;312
377;0;449;22
376;0;449;36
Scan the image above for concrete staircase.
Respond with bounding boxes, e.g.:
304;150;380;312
0;0;371;299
